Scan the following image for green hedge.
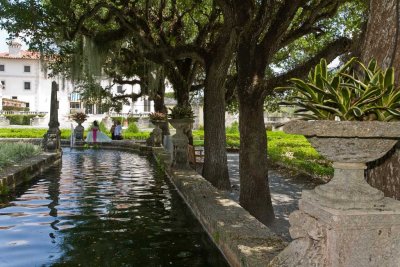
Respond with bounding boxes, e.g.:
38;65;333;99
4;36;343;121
4;114;44;125
123;131;150;140
2;106;29;111
111;116;139;124
0;128;72;139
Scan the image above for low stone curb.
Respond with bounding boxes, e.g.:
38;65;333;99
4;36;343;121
0;152;61;195
152;147;287;267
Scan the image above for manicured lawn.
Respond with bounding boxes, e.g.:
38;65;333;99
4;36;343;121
0;128;72;139
0;142;41;171
192;130;333;178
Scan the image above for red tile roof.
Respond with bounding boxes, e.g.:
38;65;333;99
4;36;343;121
0;50;41;59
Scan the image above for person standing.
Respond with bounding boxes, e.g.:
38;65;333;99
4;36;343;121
114;121;123;140
110;121;117;140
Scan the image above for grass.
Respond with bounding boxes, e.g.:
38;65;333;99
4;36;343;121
0;128;332;177
0;143;42;171
192;130;333;178
0;128;72;139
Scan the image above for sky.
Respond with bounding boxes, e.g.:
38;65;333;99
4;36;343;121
0;29;28;52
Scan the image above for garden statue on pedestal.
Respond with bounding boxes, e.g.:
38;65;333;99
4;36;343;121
168;105;194;169
272;58;400;267
71;112;87;141
149;112;166;147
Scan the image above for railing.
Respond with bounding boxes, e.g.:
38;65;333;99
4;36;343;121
1;110;48;116
107;112;151;118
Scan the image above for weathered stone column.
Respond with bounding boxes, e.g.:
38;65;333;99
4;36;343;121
42;81;61;153
271;121;400;267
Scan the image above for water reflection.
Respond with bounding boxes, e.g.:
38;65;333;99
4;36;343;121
0;149;228;267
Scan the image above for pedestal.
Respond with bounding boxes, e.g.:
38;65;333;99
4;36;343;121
272;193;400;267
74;123;84;141
151;120;163;147
169;119;193;169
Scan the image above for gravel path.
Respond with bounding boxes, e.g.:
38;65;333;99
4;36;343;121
226;152;321;241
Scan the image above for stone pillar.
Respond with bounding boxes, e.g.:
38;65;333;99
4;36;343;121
42;81;61;152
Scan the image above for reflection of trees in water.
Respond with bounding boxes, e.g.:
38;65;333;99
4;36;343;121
50;150;227;266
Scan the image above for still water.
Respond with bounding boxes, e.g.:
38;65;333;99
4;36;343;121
0;149;228;267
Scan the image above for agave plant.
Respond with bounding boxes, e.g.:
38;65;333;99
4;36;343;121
149;112;167;121
168;105;194;119
282;58;400;121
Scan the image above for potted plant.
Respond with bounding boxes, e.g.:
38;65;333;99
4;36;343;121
71;112;87;141
168;105;195;169
282;58;400;209
149;112;166;147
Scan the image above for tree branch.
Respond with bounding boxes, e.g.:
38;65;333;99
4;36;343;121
267;37;353;91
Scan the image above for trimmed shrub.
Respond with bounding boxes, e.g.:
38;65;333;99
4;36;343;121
125;122;139;133
123;131;150;140
5;114;44;125
226;121;239;133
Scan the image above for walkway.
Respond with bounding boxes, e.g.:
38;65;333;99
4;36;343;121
226;153;322;241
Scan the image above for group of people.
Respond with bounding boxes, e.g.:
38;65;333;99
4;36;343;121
85;120;123;143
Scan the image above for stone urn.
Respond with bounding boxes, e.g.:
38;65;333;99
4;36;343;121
284;120;400;209
169;118;194;169
151;120;164;147
74;119;85;141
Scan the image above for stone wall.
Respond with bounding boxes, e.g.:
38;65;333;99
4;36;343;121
0;152;61;194
152;147;287;267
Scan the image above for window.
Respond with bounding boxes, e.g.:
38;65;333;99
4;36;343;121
117;85;123;93
12;96;17;100
144;98;151;112
70;102;81;109
24;82;31;90
24;66;31;72
0;81;4;90
0;65;4;71
26;103;29;108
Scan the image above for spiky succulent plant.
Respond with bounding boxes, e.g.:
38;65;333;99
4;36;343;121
168;105;194;119
282;58;400;121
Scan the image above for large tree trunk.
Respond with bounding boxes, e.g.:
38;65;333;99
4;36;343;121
361;0;400;199
238;91;275;225
202;61;231;190
360;0;400;74
201;0;252;190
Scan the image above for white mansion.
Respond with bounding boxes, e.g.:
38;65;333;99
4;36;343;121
0;40;155;124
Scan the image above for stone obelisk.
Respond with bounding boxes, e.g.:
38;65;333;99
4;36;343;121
42;81;61;152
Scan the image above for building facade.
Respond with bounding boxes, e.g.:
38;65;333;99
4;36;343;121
0;41;157;119
0;40;73;116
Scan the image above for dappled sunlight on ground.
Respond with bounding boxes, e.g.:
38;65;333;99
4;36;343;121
226;153;320;241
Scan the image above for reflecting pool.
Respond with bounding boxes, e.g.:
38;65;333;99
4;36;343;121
0;149;228;267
